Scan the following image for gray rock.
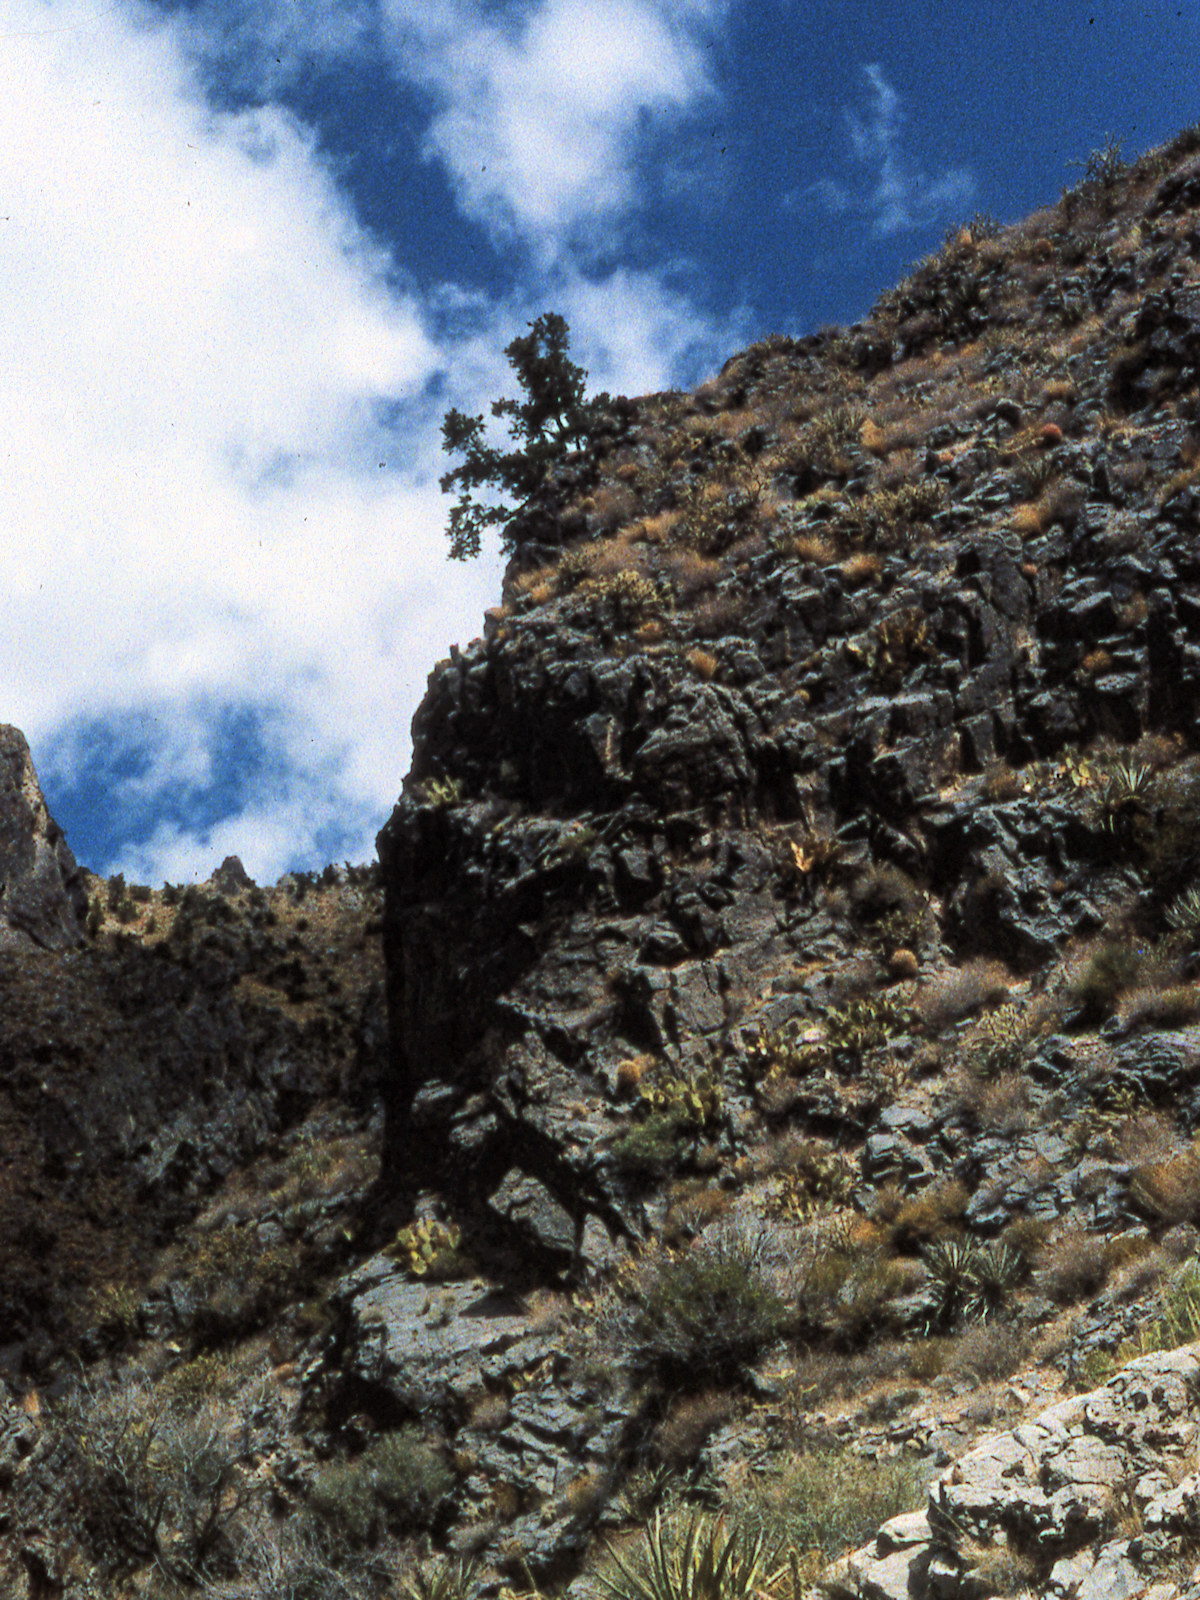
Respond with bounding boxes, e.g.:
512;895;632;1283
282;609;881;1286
0;725;86;949
331;1260;532;1417
489;1171;576;1258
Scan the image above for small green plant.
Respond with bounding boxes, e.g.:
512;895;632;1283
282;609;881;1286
582;569;662;627
401;1555;481;1600
723;1446;923;1569
1077;1261;1200;1386
773;1144;856;1219
1077;132;1128;202
424;775;465;809
611;1113;691;1180
85;1282;141;1344
1095;760;1153;837
962;1004;1029;1077
923;1238;1024;1327
639;1073;723;1129
1165;887;1200;945
844;483;945;551
744;1020;829;1082
597;1509;783;1600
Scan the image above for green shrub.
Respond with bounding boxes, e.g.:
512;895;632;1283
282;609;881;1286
962;1004;1030;1077
826;995;916;1055
310;1426;455;1546
611;1113;691;1180
385;1218;472;1280
626;1229;791;1377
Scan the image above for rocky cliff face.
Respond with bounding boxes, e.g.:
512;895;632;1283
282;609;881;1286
377;154;1200;1262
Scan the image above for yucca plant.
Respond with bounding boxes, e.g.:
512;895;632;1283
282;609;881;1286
963;1242;1024;1319
1166;887;1200;944
1097;761;1153;834
401;1555;480;1600
922;1238;979;1327
596;1511;783;1600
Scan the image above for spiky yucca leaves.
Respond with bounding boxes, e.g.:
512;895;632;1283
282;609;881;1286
401;1555;480;1600
922;1239;1024;1327
597;1511;783;1600
1165;887;1200;944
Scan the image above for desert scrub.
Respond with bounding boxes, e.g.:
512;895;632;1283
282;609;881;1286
611;1112;692;1180
639;1072;723;1129
309;1425;455;1546
612;1072;724;1180
960;1002;1032;1077
723;1445;922;1572
1068;938;1157;1021
54;1369;250;1585
922;1239;1024;1328
619;1226;791;1378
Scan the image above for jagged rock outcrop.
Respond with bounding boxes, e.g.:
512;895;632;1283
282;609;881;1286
826;1344;1200;1600
0;725;86;950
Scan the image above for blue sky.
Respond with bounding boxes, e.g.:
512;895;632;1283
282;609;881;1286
1;0;1196;882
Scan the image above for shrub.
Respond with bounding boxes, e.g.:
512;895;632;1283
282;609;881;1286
1128;1141;1200;1227
1069;939;1153;1021
611;1113;691;1180
915;960;1011;1031
652;1390;737;1471
961;1002;1032;1077
825;994;916;1055
56;1372;249;1584
309;1426;455;1546
879;1179;969;1253
1034;1226;1117;1304
624;1228;791;1378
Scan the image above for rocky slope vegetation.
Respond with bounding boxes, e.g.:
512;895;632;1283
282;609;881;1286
7;128;1200;1600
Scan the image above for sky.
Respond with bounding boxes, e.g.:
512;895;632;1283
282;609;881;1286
1;0;1196;884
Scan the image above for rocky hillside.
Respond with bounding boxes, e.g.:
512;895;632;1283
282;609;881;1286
7;127;1200;1600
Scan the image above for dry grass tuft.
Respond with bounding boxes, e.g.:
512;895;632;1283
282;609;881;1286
841;551;884;588
651;1389;736;1470
915;959;1012;1031
686;648;720;680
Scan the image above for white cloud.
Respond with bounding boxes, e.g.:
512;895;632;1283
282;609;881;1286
0;0;734;886
379;0;726;261
0;0;501;882
797;63;975;237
